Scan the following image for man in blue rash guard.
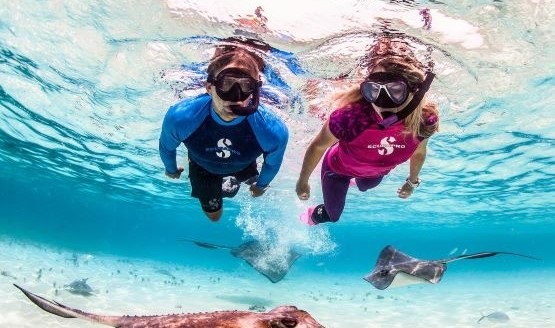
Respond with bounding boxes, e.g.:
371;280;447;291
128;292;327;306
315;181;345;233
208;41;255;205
159;43;288;222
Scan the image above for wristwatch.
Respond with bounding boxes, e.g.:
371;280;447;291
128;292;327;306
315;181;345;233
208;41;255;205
405;177;421;188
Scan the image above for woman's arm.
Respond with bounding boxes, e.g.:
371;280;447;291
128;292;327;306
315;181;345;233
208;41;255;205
408;138;428;182
296;120;338;200
397;138;428;199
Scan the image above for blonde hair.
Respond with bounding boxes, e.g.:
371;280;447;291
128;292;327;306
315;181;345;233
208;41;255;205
332;37;439;139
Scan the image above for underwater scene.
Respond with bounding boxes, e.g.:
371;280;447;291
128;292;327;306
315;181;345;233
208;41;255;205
1;0;554;327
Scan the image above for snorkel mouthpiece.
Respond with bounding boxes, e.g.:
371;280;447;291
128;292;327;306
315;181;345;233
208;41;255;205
229;92;260;116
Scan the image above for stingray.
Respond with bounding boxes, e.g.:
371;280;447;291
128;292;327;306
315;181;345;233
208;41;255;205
179;239;301;283
364;245;540;290
64;278;95;296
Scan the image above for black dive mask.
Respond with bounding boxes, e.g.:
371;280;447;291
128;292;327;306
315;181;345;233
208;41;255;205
211;68;262;116
360;72;411;108
377;72;436;129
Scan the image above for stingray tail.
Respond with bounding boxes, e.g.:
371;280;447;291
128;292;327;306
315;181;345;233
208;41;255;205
476;312;487;323
444;251;541;263
177;238;234;250
14;284;121;327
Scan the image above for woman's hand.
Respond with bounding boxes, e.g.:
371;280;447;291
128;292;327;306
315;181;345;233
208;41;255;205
296;179;311;200
165;167;184;179
397;178;420;199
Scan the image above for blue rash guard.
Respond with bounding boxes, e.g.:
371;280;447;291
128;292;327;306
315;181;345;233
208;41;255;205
159;93;288;188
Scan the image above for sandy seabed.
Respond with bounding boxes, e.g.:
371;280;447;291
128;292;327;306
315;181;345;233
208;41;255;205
0;238;553;328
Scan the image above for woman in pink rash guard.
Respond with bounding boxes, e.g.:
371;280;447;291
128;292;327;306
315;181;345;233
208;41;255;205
296;36;440;225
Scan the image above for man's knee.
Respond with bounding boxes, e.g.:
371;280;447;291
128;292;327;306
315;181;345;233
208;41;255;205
200;198;222;221
204;209;222;222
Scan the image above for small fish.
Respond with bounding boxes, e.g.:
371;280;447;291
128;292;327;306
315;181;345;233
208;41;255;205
64;278;95;296
1;270;17;280
477;311;510;323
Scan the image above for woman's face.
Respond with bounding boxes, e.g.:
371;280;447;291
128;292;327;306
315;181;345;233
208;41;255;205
206;61;260;121
368;66;414;114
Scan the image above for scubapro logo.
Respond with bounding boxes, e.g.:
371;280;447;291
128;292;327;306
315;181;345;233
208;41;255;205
378;136;396;155
216;138;232;158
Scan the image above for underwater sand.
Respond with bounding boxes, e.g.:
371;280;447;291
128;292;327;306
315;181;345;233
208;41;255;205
1;238;553;328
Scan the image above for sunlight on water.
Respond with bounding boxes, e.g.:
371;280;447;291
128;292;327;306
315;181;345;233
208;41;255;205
1;1;554;326
1;0;554;220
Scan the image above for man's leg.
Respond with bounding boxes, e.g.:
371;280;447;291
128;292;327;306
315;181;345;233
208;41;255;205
189;159;224;222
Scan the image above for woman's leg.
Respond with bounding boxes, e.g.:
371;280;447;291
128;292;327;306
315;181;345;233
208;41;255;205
313;157;351;223
355;176;384;191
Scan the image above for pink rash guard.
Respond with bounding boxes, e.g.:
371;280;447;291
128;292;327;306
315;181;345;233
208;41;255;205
326;100;422;178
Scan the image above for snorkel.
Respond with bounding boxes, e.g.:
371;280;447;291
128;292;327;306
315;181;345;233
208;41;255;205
228;92;260;116
377;71;435;129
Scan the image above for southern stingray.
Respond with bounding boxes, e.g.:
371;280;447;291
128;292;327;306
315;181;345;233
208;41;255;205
14;284;324;328
179;239;301;283
364;245;540;290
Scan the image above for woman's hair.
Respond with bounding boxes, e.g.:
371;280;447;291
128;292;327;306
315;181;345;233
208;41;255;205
206;38;266;82
332;36;439;139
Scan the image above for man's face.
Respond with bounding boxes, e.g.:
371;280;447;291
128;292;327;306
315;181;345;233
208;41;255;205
207;63;260;120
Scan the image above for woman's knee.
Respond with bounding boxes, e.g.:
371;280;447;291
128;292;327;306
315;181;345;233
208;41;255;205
325;207;343;222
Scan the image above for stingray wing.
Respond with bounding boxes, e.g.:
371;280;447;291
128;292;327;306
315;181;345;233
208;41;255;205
231;241;301;283
363;245;446;290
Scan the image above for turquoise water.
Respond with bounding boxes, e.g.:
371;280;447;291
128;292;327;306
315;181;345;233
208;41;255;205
1;1;554;327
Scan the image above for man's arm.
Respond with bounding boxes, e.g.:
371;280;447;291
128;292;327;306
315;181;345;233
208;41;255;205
159;108;182;175
159;94;212;177
255;124;288;189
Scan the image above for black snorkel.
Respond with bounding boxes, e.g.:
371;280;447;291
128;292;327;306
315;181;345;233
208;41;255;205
378;72;435;129
228;91;260;116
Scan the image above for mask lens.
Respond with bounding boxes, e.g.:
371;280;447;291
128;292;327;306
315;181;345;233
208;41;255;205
384;81;408;104
360;74;409;105
361;82;381;102
217;75;257;94
212;68;261;103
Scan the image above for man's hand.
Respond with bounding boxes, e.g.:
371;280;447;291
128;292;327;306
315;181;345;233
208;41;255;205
165;167;184;179
249;183;267;197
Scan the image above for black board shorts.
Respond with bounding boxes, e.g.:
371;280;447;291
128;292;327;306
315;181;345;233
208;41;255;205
188;158;259;213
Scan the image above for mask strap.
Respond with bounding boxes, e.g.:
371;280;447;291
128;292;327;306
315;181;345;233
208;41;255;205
378;72;435;129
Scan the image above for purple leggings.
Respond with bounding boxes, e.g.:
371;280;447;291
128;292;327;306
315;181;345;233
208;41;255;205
320;155;383;222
